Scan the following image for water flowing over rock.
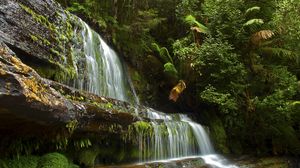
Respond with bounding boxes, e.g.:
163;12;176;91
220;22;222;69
70;19;130;102
135;109;238;168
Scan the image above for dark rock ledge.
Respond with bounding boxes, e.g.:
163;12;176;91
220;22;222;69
0;42;139;153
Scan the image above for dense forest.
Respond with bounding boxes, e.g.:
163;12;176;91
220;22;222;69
0;0;300;167
57;0;300;155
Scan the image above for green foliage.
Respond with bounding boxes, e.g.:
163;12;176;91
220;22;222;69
125;121;154;144
200;85;238;113
174;38;246;88
151;43;173;64
0;153;78;168
0;155;39;168
66;120;78;133
163;62;178;78
184;15;209;34
243;19;264;27
176;0;202;18
245;6;261;15
202;0;246;42
55;0;300;156
209;118;229;154
77;148;100;167
172;0;300;155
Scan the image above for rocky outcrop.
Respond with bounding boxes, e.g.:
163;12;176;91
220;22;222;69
0;0;83;80
0;42;138;149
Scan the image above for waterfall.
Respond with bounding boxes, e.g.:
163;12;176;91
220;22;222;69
71;19;130;102
71;18;237;168
142;109;212;160
139;109;237;167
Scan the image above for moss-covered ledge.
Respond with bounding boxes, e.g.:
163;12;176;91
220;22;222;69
0;42;139;159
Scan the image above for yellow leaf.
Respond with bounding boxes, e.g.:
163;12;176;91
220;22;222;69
169;80;186;102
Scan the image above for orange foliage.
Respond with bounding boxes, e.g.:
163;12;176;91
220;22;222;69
169;80;186;102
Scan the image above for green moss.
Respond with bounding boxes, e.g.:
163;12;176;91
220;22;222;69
33;63;77;82
20;4;54;34
132;121;153;134
20;3;78;81
210;118;230;154
0;155;39;168
0;153;79;168
30;35;39;42
37;153;69;168
78;148;100;168
125;121;154;143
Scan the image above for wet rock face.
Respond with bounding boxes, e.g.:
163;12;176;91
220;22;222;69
1;0;60;63
0;0;84;80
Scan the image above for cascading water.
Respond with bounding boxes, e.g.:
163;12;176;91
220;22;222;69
71;19;129;102
71;17;237;168
138;109;237;168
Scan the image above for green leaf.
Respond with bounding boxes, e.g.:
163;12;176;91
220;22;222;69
245;6;261;15
243;19;264;27
164;62;178;77
185;15;209;34
151;43;173;63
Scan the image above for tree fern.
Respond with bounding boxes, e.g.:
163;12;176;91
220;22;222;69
185;15;209;34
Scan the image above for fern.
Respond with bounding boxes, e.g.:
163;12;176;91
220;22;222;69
151;43;173;63
160;47;173;64
245;6;261;15
164;62;178;76
291;101;300;105
260;47;295;60
185;15;209;34
243;19;264;27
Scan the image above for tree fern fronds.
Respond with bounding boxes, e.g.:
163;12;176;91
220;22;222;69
160;47;173;64
151;43;173;63
251;30;274;45
245;6;261;15
185;15;209;34
260;47;294;60
243;19;264;27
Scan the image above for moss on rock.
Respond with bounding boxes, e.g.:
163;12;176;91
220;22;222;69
210;118;230;154
37;153;70;168
0;153;78;168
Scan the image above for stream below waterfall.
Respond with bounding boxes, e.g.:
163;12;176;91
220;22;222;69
71;18;238;168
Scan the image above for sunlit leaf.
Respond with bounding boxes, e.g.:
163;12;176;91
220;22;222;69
169;80;186;102
243;19;264;27
185;15;209;34
245;6;261;15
